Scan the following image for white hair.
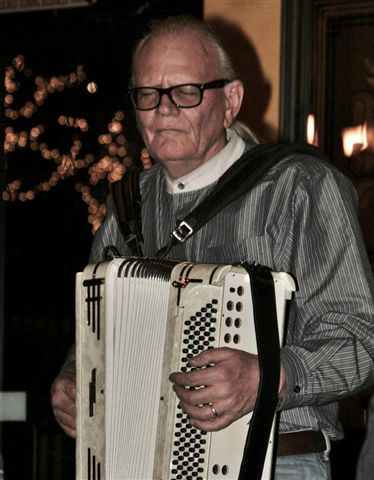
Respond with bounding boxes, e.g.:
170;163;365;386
130;15;236;84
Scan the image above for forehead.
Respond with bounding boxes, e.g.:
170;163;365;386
133;31;220;84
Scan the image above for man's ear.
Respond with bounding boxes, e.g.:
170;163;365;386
223;79;244;128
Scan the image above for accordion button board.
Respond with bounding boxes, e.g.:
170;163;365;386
76;258;295;480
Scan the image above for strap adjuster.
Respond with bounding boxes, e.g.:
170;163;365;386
172;221;194;243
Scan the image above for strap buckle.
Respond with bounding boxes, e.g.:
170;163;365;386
172;221;194;243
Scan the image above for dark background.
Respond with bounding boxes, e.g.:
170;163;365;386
0;1;202;478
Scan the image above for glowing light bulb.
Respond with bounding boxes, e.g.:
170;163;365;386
87;82;98;93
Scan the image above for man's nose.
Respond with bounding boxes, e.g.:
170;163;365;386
156;91;179;115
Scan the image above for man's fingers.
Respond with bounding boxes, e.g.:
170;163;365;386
188;347;238;367
52;407;76;438
51;369;77;438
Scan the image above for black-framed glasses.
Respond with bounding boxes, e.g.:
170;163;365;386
128;79;231;111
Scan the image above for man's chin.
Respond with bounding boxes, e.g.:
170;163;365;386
157;155;188;166
152;146;191;164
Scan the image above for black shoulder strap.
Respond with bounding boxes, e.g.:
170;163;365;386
157;142;325;258
110;168;143;257
238;263;281;480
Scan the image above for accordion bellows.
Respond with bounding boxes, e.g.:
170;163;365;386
76;258;295;480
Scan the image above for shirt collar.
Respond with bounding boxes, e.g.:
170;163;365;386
164;129;245;194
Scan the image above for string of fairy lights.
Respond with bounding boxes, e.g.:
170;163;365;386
2;54;151;234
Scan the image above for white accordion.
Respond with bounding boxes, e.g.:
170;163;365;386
76;258;295;480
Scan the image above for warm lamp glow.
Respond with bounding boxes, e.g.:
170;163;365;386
342;123;368;157
306;114;318;146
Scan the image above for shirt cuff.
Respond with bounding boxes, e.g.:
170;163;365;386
62;345;76;372
278;346;310;410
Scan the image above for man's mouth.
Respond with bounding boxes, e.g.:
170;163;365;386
156;128;182;134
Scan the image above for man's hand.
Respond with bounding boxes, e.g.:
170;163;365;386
169;347;286;432
51;368;77;438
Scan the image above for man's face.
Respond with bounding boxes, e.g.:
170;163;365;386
133;31;231;178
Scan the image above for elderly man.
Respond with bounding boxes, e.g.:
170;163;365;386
51;15;374;480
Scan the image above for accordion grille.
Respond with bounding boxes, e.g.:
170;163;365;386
170;299;218;479
169;282;247;479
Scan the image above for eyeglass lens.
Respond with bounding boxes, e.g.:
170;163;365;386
132;84;202;110
129;79;230;110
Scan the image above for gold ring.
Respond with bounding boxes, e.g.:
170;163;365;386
209;403;218;417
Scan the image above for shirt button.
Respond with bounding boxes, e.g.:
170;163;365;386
293;385;301;393
177;182;185;190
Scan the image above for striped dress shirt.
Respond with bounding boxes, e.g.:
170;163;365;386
89;136;374;441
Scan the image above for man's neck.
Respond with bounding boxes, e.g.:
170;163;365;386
162;138;228;180
163;129;246;194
